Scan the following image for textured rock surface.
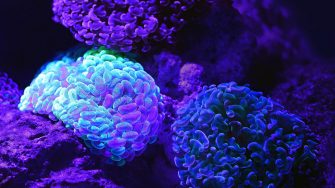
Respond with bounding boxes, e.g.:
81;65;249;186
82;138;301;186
232;0;310;61
0;105;119;187
272;62;335;187
0;105;178;188
176;1;254;85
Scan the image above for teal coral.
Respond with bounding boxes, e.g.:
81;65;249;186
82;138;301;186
19;48;163;165
171;82;317;187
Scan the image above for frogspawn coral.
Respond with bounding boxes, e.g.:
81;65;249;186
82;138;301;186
171;82;317;187
0;72;21;106
19;48;163;166
52;0;199;52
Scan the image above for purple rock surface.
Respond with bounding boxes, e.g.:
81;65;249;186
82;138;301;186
0;105;179;188
272;62;335;187
0;105;120;187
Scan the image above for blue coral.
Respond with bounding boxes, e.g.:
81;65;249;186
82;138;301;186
19;48;163;166
0;72;21;106
52;0;199;52
171;82;317;187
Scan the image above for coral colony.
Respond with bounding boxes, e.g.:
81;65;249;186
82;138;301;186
172;82;317;187
19;48;163;166
2;0;332;187
52;0;201;52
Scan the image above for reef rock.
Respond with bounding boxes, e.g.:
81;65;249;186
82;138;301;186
272;62;335;187
0;105;178;188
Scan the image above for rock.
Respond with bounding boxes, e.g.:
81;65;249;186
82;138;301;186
272;62;335;187
0;105;121;188
0;104;179;188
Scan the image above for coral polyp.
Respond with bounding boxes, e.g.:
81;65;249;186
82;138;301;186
19;48;163;165
171;82;317;187
0;72;21;106
52;0;199;52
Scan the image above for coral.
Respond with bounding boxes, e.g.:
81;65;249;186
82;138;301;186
19;56;76;117
52;0;199;52
0;72;21;106
19;48;163;166
171;82;317;187
178;63;203;94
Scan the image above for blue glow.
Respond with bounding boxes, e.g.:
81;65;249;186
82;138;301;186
172;82;317;187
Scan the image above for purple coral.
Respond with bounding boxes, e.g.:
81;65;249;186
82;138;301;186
0;72;21;106
52;0;198;52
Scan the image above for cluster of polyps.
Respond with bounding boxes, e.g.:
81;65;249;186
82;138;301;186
19;48;163;166
53;0;199;52
172;82;317;187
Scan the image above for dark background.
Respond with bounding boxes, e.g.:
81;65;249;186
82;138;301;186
0;0;334;88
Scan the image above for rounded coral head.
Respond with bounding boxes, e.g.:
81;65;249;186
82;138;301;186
19;48;163;166
172;82;317;187
52;0;197;52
